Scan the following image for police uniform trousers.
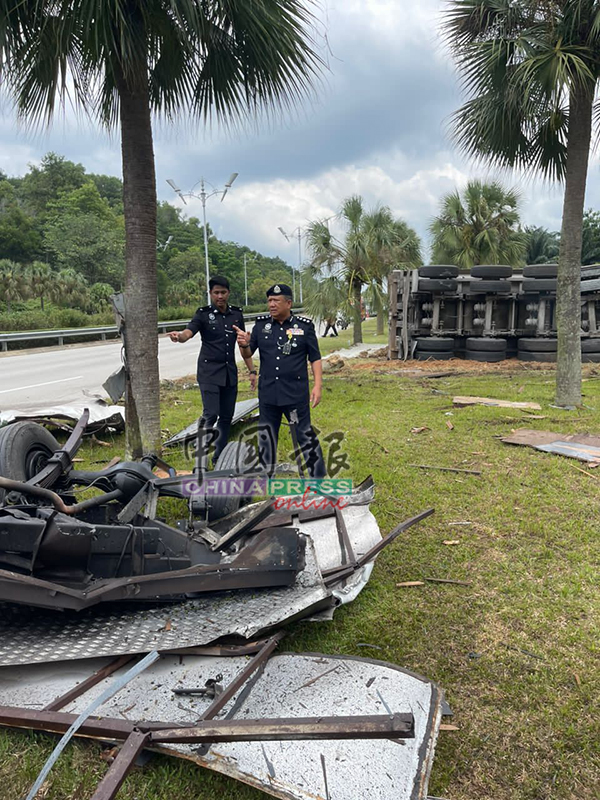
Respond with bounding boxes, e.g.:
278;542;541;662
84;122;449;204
198;372;237;461
258;399;326;478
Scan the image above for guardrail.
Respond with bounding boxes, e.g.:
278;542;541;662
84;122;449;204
0;310;304;352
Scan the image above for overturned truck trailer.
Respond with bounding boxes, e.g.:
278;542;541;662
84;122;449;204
388;263;600;362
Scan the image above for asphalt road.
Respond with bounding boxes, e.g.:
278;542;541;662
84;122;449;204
0;334;211;411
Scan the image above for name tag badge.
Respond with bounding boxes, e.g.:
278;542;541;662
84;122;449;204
290;327;304;336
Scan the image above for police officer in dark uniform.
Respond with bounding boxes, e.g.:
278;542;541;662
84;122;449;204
234;283;326;478
169;275;256;460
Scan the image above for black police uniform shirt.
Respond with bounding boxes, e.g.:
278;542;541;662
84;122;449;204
187;304;245;387
249;313;321;406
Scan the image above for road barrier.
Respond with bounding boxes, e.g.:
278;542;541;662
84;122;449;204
0;311;304;352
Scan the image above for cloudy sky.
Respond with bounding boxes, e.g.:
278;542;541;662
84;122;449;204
2;0;600;265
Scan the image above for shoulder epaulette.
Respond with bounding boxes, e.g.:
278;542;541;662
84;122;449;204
256;314;270;320
297;316;311;324
199;305;211;312
230;305;243;311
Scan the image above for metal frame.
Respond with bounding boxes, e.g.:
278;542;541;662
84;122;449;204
1;637;417;800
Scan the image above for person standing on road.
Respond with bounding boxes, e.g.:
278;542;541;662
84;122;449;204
169;276;256;461
234;283;326;478
323;316;338;337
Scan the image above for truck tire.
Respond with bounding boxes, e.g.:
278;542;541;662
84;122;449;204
465;338;507;352
415;350;454;361
517;351;557;362
470;265;513;279
207;440;258;521
522;263;558;278
418;265;460;278
465;351;506;362
0;422;60;503
581;338;600;353
518;338;558;352
417;278;458;293
468;280;511;294
415;337;455;352
522;279;557;292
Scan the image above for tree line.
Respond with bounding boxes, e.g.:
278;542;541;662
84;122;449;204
0;152;293;322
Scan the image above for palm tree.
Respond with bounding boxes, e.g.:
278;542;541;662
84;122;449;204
430;180;526;269
368;217;422;335
56;269;89;310
0;260;27;313
303;270;349;333
26;261;58;311
444;0;600;407
524;227;560;265
0;1;322;455
307;197;401;344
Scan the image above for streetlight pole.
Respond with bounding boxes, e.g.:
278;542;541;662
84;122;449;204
243;252;258;306
167;173;238;305
278;225;305;303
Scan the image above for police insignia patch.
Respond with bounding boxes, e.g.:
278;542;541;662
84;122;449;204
274;285;281;293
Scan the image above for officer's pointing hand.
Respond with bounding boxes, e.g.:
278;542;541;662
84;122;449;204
168;331;180;343
233;325;250;347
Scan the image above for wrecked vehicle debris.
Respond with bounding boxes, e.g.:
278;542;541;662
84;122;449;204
0;640;444;800
0;412;433;662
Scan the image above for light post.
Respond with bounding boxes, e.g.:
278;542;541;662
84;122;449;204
277;226;304;303
156;235;173;251
243;252;257;306
167;173;238;305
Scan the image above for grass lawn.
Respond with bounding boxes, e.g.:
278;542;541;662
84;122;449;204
1;319;598;800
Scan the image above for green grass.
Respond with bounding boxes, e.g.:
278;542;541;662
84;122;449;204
1;324;599;800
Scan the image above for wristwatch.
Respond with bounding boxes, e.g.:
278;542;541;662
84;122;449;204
248;370;257;375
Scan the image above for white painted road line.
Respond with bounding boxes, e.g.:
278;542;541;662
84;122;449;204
0;376;84;395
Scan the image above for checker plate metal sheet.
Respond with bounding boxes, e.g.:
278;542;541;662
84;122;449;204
0;536;329;667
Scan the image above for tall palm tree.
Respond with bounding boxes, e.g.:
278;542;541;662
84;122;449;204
430;180;526;269
368;217;423;335
0;1;322;455
0;260;27;313
27;261;57;311
444;0;600;407
307;197;399;344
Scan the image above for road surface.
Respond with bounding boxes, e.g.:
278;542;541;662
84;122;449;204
0;335;217;411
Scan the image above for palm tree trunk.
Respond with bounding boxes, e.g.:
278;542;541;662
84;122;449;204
556;83;592;408
114;63;161;457
352;279;363;344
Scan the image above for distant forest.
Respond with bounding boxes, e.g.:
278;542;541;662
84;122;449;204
0;152;293;323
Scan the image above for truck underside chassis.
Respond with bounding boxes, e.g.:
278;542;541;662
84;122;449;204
388;263;600;362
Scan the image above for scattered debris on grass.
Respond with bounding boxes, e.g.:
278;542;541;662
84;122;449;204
502;429;600;465
410;464;481;475
453;396;542;410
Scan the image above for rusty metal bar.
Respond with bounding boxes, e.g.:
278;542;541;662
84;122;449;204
150;713;415;743
199;632;285;720
90;730;151;800
334;506;356;567
27;410;90;489
0;705;414;743
322;508;435;586
44;655;134;712
211;497;275;551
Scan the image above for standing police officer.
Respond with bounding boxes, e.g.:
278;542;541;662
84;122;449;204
234;283;326;478
169;275;256;461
